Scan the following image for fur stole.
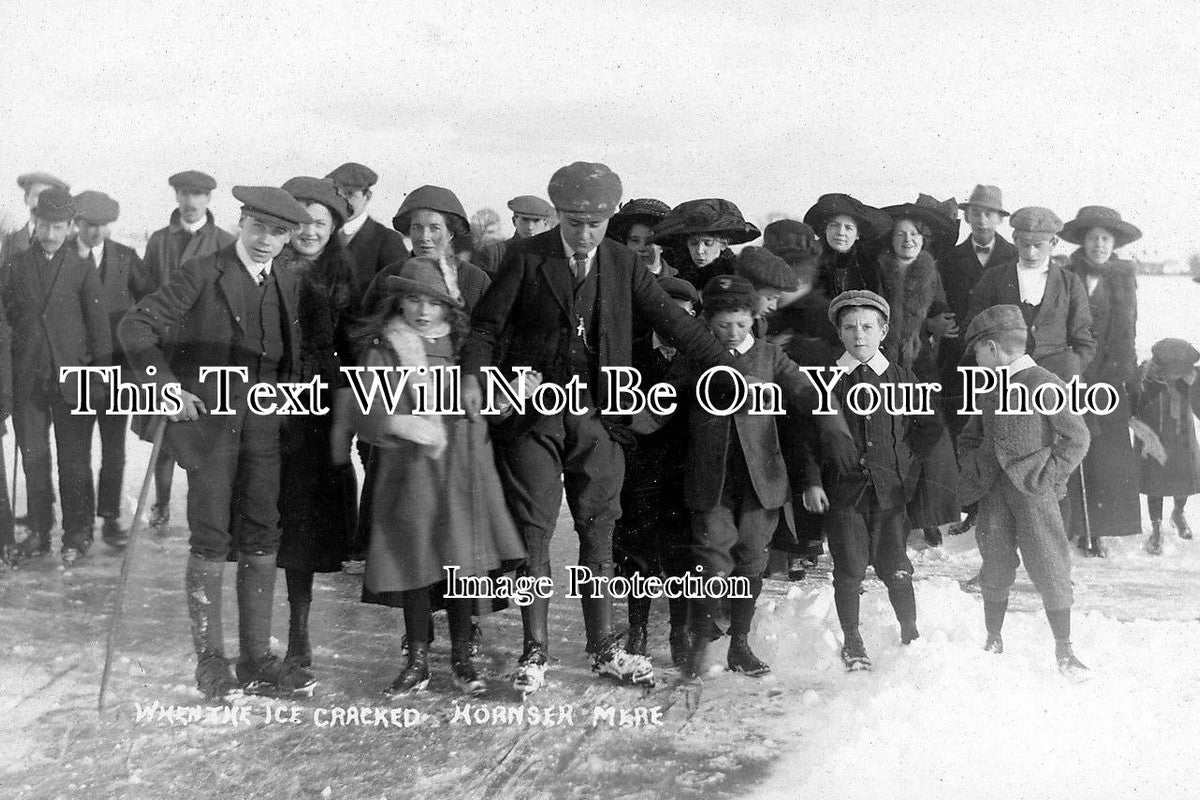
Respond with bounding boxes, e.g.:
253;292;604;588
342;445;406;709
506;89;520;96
877;250;940;368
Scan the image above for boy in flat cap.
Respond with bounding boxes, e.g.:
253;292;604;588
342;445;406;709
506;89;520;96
463;162;858;693
325;162;409;291
808;290;941;671
140;170;236;530
121;186;313;699
734;245;799;338
71;191;145;548
1;172;70;272
675;275;841;680
475;194;557;276
957;304;1090;672
3;188;110;566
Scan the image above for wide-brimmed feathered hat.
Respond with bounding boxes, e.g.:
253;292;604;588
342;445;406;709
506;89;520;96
882;196;960;248
606;197;671;243
803;193;891;240
1060;206;1142;248
652;198;760;247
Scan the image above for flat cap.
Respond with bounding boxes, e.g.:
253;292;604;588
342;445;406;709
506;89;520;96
962;304;1027;354
828;289;891;325
1009;206;1063;236
1150;338;1200;370
392;185;469;234
73;190;120;225
168;170;217;192
661;275;700;305
701;274;755;307
736;246;799;292
547;162;622;220
281;176;349;226
506;195;556;219
32;187;76;222
325;162;378;189
232;185;313;227
17;171;69;193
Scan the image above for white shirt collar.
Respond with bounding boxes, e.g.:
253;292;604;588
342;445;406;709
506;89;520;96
342;211;369;241
180;214;207;234
1016;258;1050;305
235;238;272;281
729;335;755;355
837;349;890;376
562;236;597;278
77;239;104;266
1002;354;1038;375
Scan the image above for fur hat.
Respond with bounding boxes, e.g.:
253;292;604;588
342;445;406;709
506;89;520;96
736;246;799;291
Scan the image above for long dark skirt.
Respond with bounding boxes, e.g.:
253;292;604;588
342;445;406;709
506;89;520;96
277;412;357;572
1069;413;1142;538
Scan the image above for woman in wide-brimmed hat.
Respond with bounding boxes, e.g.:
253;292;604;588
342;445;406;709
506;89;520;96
871;200;963;546
1061;205;1144;556
606;197;676;277
652;198;760;288
803;193;891;298
273;176;360;695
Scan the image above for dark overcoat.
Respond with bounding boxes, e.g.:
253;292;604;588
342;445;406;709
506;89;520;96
1134;364;1200;498
346;216;409;294
0;224;32;273
84;238;145;365
1;242;111;405
141;210;236;292
118;243;302;470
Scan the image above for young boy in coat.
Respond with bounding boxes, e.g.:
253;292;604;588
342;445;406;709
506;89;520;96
956;305;1091;672
677;275;844;679
734;246;798;338
806;290;940;671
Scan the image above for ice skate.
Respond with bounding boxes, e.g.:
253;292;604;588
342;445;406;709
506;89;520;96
236;654;286;698
593;642;655;687
726;634;771;677
384;642;430;698
513;643;548;696
195;653;241;701
452;653;487;697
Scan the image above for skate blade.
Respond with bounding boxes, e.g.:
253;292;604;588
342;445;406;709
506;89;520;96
383;677;430;700
288;681;318;698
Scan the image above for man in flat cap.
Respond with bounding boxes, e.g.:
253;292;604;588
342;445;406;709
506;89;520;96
140;171;236;530
474;194;557;276
956;304;1090;672
1;172;71;273
325;162;408;294
463;161;856;693
71;191;145;549
2;188;110;566
121;186;312;699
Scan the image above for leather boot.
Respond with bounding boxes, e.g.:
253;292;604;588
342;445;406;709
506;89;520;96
626;597;651;656
1145;521;1163;555
1172;509;1193;540
186;555;236;699
451;639;486;697
235;553;281;695
285;599;312;669
386;641;430;697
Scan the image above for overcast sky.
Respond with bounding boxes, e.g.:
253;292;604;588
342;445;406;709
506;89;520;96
2;0;1198;260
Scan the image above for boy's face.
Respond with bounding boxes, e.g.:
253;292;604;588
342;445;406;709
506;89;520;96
753;288;783;315
838;307;887;362
707;309;754;350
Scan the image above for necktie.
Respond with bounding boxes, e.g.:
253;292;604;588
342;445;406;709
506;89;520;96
89;250;98;269
572;252;587;284
974;243;991;256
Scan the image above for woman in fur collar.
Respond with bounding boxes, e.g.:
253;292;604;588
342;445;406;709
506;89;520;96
1061;206;1144;556
876;206;961;545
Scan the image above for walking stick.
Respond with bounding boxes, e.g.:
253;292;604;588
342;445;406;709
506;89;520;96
98;416;167;713
10;436;20;522
1077;465;1094;552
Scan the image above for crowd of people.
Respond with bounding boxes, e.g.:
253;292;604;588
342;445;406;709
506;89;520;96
0;161;1197;702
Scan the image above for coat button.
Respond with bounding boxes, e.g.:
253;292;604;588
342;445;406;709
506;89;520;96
859;456;868;466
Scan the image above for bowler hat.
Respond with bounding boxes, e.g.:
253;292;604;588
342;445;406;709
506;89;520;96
73;190;120;225
325;162;379;189
962;304;1027;355
506;195;556;220
281;176;349;227
384;256;460;308
392;185;469;236
32;188;76;222
1059;206;1142;248
661;275;700;305
17;171;69;193
803;194;891;241
606;197;671;243
958;185;1009;217
547;162;623;220
168;170;217;193
653;198;760;247
1150;338;1200;370
232;185;314;227
1010;207;1063;236
883;198;959;248
701;274;755;307
828;290;891;326
736;246;798;292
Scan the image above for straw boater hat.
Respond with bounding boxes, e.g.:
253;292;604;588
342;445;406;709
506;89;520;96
606;197;671;242
652;198;760;247
803;194;891;240
385;256;461;307
1059;206;1143;249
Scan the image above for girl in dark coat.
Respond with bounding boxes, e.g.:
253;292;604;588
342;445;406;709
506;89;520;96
1136;339;1200;555
347;258;526;698
652;198;760;289
274;177;360;695
803;193;891;298
875;206;961;546
1061;206;1144;555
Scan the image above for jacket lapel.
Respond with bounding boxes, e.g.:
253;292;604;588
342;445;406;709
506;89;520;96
215;250;247;335
537;247;572;318
1035;267;1064;329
